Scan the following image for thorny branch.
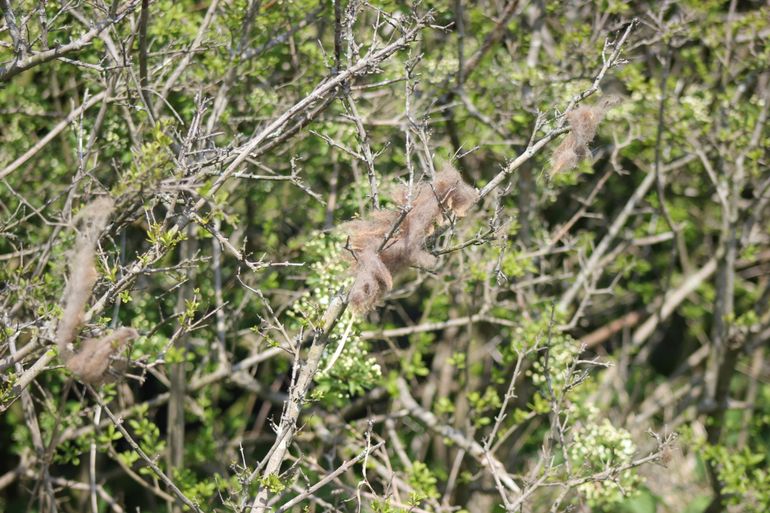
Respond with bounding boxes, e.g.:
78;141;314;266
3;3;766;513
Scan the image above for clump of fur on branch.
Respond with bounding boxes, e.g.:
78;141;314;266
54;197;137;384
342;167;478;313
550;97;620;176
66;327;138;385
55;198;114;352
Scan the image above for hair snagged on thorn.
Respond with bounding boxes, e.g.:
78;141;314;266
341;167;478;313
54;196;138;384
550;96;620;176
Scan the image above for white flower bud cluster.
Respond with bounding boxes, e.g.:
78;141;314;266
287;235;382;405
528;333;581;390
569;410;640;507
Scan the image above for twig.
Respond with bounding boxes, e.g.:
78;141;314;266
88;386;205;513
0;1;140;81
277;442;384;511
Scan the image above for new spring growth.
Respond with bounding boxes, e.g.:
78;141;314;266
550;96;621;176
342;167;478;313
55;196;138;384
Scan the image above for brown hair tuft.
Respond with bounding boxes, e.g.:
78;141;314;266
55;197;116;353
65;327;138;384
53;196;136;384
342;166;478;313
550;97;620;176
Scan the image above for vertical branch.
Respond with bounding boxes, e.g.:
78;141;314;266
333;0;343;74
343;96;380;209
339;1;379;209
212;219;228;364
167;227;195;513
1;0;26;59
702;72;770;513
454;0;464;86
654;44;690;273
38;0;49;50
248;295;347;512
518;0;544;247
404;49;418;203
137;0;152;111
90;405;102;513
738;345;765;447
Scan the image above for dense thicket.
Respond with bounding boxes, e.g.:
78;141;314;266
1;1;769;512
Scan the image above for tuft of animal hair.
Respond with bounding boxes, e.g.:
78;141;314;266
65;327;138;384
53;197;134;384
550;96;620;176
341;167;478;313
55;249;98;357
55;197;115;354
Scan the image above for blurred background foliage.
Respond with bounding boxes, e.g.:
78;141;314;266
1;0;769;512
